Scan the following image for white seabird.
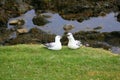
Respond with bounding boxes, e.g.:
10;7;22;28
67;33;82;49
44;35;62;50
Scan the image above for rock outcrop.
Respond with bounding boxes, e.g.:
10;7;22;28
0;0;32;27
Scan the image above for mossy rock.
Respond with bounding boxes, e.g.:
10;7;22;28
32;15;50;26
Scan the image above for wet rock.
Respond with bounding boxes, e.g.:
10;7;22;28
72;30;120;52
32;15;50;26
31;0;47;11
9;19;25;26
89;41;111;50
17;28;28;34
9;20;19;25
7;28;55;45
106;38;120;47
111;47;120;54
110;31;120;37
75;31;105;41
41;14;51;18
1;0;120;51
117;12;120;22
18;3;33;14
0;28;13;45
63;24;74;32
116;0;120;10
8;32;17;40
0;8;8;27
93;26;103;31
99;12;106;16
104;31;120;46
0;0;32;27
29;27;46;34
31;0;118;22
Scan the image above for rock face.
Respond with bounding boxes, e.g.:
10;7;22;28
0;28;13;45
117;12;120;22
9;19;25;26
17;28;28;34
31;0;119;22
63;24;74;32
75;31;120;49
0;8;8;27
0;0;120;27
0;0;32;27
0;0;120;53
8;28;55;45
116;0;120;10
32;15;49;26
0;0;32;45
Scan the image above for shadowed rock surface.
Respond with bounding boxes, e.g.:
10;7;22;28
4;28;55;45
32;15;50;26
0;0;32;27
0;0;120;53
117;12;120;22
31;0;120;22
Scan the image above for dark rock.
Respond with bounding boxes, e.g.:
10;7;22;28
93;26;103;31
63;24;74;32
18;3;32;14
31;0;118;22
89;41;111;50
32;15;49;26
0;28;13;45
72;30;120;52
110;31;120;37
117;13;120;22
103;31;120;46
99;12;106;16
106;38;120;47
0;8;8;27
7;28;55;45
29;27;46;34
116;0;120;10
0;0;32;27
31;0;47;11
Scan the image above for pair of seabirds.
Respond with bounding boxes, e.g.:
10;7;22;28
44;33;82;50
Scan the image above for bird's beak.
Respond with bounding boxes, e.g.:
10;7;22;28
59;36;62;39
60;36;62;39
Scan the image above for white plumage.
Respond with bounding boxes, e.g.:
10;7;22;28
44;35;62;50
67;33;82;49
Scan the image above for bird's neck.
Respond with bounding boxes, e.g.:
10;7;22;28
69;36;75;42
55;39;61;43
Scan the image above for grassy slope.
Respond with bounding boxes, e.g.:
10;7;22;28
0;44;120;80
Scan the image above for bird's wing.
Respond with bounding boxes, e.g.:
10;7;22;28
44;42;56;48
75;40;82;46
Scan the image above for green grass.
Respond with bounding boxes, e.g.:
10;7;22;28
0;44;120;80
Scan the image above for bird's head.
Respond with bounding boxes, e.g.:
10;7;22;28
66;33;74;40
55;35;62;41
